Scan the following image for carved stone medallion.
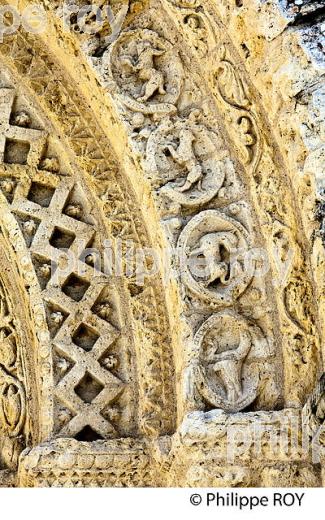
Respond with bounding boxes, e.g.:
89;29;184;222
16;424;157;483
146;113;234;206
105;29;183;114
194;312;271;412
178;210;253;305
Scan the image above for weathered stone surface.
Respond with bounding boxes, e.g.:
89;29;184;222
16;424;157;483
0;0;324;487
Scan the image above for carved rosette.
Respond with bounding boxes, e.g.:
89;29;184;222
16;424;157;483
105;29;184;115
193;311;273;412
177;210;253;306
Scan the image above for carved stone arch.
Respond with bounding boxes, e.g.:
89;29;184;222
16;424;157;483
0;0;324;487
0;202;42;466
0;26;180;486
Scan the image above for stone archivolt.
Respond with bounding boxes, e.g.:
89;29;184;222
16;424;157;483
0;0;323;487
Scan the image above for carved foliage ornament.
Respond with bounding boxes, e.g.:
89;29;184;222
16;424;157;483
105;29;183;114
214;46;260;167
178;210;253;306
0;281;26;438
194;312;272;412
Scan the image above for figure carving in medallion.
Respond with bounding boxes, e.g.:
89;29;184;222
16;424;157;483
146;114;237;207
193;312;273;412
120;41;167;102
178;210;252;305
106;29;183;114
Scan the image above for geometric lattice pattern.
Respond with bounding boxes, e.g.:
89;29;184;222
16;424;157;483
9;178;127;439
0;89;46;166
6;176;128;438
0;83;131;441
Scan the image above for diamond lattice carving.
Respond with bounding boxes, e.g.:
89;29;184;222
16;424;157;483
0;89;46;166
6;172;129;439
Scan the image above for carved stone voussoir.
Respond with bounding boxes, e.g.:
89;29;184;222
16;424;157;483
145;112;235;206
178;210;253;306
193;311;273;412
104;28;183;115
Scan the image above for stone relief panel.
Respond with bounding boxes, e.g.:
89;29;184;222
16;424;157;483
86;5;283;416
0;31;178;439
8;175;136;440
35;0;321;421
0;82;150;443
145;111;237;206
177;210;253;306
104;28;183;114
193;311;273;412
0;0;322;488
0;224;42;475
158;0;321;408
212;44;261;170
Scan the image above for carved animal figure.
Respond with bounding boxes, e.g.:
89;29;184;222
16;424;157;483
120;41;166;102
190;231;238;286
211;330;252;404
166;128;203;191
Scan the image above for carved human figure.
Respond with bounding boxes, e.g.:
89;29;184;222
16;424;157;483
184;14;208;56
193;312;271;413
190;231;238;287
120;41;166;102
209;330;252;404
108;29;183;115
165;128;203;192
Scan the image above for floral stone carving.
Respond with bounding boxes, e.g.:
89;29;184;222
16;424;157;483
0;283;26;439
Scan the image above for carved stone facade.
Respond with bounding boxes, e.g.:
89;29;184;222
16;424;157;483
0;0;324;487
